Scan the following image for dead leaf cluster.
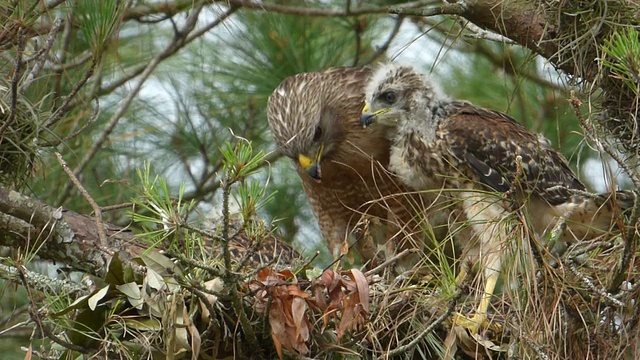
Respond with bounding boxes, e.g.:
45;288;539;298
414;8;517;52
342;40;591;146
246;267;370;358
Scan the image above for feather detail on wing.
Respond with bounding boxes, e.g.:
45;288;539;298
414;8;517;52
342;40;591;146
442;101;585;205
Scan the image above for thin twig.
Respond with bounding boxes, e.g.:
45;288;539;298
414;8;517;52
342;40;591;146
174;253;223;277
609;190;639;293
1;28;25;137
569;95;640;188
45;51;92;72
566;258;624;307
55;152;108;246
461;20;517;45
98;202;134;213
388;2;465;17
361;15;405;66
221;178;233;276
190;287;222;350
218;142;257;352
15;264;91;354
364;248;416;277
386;292;461;357
20;18;64;94
225;0;438;17
51;11;74;104
46;61;96;128
44;98;100;147
0;319;32;337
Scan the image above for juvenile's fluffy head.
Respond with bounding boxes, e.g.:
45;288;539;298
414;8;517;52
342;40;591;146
361;64;445;129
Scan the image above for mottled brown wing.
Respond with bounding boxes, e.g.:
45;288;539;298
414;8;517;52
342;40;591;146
444;102;585;205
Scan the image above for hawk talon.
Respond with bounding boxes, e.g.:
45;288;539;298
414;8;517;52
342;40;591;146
452;312;502;337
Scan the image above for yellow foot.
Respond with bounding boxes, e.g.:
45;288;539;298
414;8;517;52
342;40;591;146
452;312;502;337
447;313;507;358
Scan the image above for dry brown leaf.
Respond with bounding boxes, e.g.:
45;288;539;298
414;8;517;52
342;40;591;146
292;297;308;341
279;269;296;281
311;279;328;311
183;302;201;360
250;267;372;355
287;284;311;298
344;269;370;313
252;268;313;358
271;333;283;360
340;239;349;256
269;298;286;335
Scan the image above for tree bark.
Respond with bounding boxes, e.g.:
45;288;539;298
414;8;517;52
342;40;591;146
0;186;143;276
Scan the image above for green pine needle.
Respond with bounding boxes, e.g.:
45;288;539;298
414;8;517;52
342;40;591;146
601;27;640;95
74;0;124;58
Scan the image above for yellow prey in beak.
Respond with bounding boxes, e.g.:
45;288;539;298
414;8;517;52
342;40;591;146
361;102;391;127
297;143;324;181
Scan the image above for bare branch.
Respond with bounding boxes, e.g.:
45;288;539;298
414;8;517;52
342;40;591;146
361;15;405;66
20;18;64;94
56;152;108;246
389;1;466;17
0;263;86;295
0;186;142;276
58;4;231;204
225;0;439;17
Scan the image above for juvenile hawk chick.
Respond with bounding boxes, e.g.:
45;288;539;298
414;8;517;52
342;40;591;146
361;63;629;333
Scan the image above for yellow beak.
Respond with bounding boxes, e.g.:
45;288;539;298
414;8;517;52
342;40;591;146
297;143;324;180
361;103;391;127
298;154;314;170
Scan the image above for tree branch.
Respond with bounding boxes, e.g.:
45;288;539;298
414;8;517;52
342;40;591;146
0;186;143;276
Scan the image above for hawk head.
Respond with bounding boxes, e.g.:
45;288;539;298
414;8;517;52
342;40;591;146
361;64;444;130
267;68;370;181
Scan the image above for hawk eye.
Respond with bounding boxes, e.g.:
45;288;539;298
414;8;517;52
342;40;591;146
313;126;322;141
380;90;397;104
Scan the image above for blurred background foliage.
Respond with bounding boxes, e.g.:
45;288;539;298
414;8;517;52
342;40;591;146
0;0;594;356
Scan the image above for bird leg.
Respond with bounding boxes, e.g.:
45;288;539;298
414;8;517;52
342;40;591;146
453;204;505;336
453;266;500;335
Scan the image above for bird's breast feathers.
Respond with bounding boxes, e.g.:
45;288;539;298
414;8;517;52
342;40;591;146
389;130;452;190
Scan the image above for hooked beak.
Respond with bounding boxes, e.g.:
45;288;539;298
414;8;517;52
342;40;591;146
361;103;391;127
298;143;324;181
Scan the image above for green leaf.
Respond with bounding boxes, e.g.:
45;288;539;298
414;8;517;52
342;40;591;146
116;282;144;309
67;307;108;348
53;294;90;317
220;139;269;182
105;252;125;285
140;250;181;277
145;267;165;292
123;317;162;332
88;285;110;311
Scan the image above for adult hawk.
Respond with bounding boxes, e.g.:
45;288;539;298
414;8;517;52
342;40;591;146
361;64;629;333
267;67;440;269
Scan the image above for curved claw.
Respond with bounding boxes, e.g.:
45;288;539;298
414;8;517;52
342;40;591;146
453;312;502;336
